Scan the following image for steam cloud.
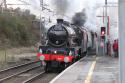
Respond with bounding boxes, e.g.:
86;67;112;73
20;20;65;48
72;9;86;26
52;0;69;17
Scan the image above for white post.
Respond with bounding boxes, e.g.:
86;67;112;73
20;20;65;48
119;0;125;83
105;0;108;55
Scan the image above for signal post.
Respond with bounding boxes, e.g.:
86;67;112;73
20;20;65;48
99;27;106;56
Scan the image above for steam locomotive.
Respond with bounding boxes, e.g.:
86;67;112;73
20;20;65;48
37;19;97;72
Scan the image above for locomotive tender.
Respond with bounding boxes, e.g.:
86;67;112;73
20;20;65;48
37;19;96;72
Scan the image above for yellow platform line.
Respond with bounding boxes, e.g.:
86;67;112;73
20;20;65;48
85;57;98;83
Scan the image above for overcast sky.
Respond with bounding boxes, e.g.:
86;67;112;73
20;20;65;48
6;0;117;15
6;0;118;40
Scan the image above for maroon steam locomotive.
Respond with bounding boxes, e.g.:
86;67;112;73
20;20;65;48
37;19;97;72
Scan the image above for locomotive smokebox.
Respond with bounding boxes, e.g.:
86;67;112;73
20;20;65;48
47;19;68;47
57;19;64;24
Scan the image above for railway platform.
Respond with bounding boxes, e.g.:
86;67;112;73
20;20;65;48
50;55;119;83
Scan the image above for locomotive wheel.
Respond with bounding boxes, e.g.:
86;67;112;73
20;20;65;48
78;48;82;58
64;63;70;69
84;51;87;56
44;62;50;72
44;65;48;72
72;59;75;64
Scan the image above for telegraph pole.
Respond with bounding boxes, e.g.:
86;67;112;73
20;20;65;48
119;0;125;82
3;0;7;9
40;0;45;44
39;0;52;44
0;0;7;13
40;0;42;43
40;0;44;11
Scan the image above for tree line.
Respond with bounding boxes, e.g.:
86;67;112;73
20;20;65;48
0;7;40;48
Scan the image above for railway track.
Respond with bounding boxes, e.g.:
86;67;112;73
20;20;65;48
0;60;59;83
22;71;46;83
0;55;88;83
1;66;44;83
0;61;41;83
23;72;58;83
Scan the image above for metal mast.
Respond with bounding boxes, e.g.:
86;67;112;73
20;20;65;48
4;0;7;9
40;0;45;44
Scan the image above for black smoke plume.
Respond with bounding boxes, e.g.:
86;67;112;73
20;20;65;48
72;9;86;26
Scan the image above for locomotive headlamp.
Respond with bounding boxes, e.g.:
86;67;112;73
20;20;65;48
54;51;57;54
40;55;45;61
69;51;72;56
39;49;43;53
64;57;69;63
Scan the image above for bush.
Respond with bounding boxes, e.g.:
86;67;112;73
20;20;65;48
0;9;39;48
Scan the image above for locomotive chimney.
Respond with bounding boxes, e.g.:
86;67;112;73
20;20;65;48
57;19;64;24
